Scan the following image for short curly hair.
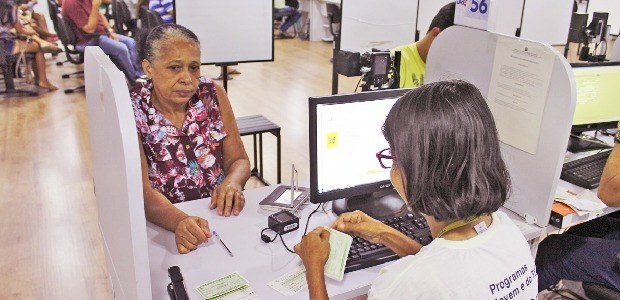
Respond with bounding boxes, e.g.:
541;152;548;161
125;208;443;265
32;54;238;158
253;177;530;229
138;23;200;64
382;80;511;222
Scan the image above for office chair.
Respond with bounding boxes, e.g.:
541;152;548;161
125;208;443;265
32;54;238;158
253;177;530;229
55;14;85;94
0;38;38;97
274;1;299;38
47;0;66;66
111;0;134;36
582;253;620;299
325;3;341;39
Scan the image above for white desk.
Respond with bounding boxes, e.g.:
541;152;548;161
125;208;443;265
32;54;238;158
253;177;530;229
147;180;615;299
147;185;380;300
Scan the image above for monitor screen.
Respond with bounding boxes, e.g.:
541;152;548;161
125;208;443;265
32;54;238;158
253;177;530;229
309;89;410;207
572;62;620;126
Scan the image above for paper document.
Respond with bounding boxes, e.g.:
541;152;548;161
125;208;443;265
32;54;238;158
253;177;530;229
324;228;353;281
555;189;606;216
487;37;555;154
268;266;308;297
196;272;252;300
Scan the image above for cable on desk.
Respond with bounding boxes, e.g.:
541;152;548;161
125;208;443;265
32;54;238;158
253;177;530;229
260;228;295;254
303;203;327;235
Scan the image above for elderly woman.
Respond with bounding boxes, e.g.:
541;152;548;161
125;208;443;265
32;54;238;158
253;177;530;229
295;81;538;299
130;24;250;254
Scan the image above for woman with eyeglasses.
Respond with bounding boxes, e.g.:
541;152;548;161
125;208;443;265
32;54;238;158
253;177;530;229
294;80;537;299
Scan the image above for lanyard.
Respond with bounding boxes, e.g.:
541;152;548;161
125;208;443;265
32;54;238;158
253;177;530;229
436;215;481;238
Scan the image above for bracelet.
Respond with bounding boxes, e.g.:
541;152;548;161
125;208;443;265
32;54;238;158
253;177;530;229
614;130;620;144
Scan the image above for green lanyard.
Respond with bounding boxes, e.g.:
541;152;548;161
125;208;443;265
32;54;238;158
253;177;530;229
436;215;481;238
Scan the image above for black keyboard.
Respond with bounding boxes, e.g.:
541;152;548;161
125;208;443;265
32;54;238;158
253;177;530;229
345;213;432;273
560;150;612;189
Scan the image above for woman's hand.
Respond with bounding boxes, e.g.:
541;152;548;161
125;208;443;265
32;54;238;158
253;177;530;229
175;216;212;254
294;227;331;271
210;182;245;217
331;210;386;244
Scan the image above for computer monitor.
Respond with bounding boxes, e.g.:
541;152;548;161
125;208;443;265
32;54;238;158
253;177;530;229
568;62;620;152
309;89;411;217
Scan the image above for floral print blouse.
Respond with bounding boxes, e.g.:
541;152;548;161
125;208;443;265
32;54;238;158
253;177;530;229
130;77;228;203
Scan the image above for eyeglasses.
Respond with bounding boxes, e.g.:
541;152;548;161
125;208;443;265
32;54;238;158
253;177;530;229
376;148;395;169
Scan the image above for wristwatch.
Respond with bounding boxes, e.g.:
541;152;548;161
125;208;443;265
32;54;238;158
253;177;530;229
614;130;620;144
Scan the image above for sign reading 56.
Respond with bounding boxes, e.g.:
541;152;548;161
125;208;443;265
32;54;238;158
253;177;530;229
469;0;488;14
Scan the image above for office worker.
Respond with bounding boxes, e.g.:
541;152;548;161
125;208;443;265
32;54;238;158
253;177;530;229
130;24;251;254
392;3;455;88
295;81;538;299
536;139;620;292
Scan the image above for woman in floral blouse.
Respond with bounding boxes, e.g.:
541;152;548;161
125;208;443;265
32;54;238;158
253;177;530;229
130;24;250;254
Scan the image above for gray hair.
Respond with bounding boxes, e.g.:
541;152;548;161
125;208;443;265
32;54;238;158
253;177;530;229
139;24;200;64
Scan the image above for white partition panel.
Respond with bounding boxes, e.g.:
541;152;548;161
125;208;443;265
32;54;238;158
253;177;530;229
340;0;417;52
426;26;576;227
488;0;525;37
520;0;574;45
175;0;273;64
84;47;152;300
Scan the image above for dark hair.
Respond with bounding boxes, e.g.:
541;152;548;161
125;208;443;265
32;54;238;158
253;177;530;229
382;80;511;222
427;2;455;33
138;23;200;64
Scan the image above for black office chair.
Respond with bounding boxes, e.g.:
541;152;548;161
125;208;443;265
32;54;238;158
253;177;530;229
145;9;164;30
55;14;85;93
582;253;620;300
47;0;66;66
111;0;134;36
326;3;341;39
0;38;38;97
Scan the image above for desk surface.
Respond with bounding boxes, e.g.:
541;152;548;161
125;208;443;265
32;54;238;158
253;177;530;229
147;180;612;299
147;185;381;300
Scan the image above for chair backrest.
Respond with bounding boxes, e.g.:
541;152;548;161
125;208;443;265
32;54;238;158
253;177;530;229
111;0;133;35
145;10;164;29
56;14;84;64
47;0;61;33
326;4;341;23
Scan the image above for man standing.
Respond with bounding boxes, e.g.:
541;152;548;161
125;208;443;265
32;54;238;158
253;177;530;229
62;0;142;83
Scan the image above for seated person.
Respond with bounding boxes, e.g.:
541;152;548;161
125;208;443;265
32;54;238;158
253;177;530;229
15;0;58;41
295;80;538;299
536;135;620;292
392;3;454;88
274;0;301;38
0;0;58;90
130;24;251;254
61;0;143;83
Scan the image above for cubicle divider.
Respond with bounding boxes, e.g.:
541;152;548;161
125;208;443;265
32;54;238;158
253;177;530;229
587;0;620;36
520;0;574;45
426;26;576;228
84;47;152;300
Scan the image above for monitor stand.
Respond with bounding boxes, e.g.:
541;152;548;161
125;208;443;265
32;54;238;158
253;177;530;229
567;135;612;153
332;188;408;219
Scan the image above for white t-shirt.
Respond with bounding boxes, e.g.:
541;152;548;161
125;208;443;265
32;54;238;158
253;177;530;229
367;211;537;300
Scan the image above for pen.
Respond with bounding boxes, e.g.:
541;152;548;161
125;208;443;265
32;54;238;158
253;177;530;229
212;231;234;257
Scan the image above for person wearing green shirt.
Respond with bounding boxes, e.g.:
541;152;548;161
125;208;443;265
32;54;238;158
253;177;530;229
393;3;455;88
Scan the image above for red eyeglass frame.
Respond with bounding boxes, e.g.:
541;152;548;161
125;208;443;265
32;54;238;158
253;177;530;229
376;148;395;169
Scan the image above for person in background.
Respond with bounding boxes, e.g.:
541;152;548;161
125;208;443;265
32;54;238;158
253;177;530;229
0;0;57;90
274;0;300;39
536;133;620;292
295;81;538;299
61;0;143;83
131;24;250;254
148;0;173;24
392;3;454;88
15;0;58;41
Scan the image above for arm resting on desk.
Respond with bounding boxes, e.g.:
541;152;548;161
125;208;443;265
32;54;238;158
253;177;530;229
138;139;211;254
598;144;620;206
